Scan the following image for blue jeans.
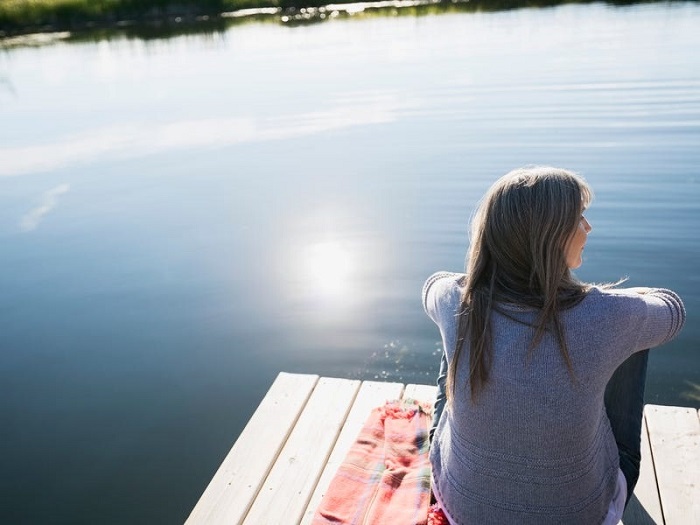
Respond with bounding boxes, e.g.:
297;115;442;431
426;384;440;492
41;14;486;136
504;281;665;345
604;349;649;505
430;351;448;442
431;350;650;507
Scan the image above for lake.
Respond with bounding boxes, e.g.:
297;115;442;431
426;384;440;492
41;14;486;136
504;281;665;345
0;2;698;523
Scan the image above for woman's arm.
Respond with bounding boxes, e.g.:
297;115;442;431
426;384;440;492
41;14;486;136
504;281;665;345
631;288;686;351
422;272;463;440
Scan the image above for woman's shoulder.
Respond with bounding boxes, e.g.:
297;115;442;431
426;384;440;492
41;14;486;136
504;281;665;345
423;271;464;299
423;271;463;291
422;271;465;319
581;285;685;350
583;285;647;310
582;285;684;319
585;284;682;301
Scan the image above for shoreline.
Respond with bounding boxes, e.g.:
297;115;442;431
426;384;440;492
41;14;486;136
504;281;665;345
0;0;685;40
1;0;446;39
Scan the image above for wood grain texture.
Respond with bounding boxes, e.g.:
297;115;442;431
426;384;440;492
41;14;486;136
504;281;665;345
644;404;700;525
403;383;437;404
242;377;361;525
186;372;319;525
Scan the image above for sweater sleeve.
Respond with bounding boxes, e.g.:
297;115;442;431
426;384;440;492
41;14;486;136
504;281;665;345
422;271;463;440
421;271;463;325
632;288;686;352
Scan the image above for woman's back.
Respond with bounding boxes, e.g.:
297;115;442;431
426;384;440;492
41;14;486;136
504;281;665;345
424;272;685;524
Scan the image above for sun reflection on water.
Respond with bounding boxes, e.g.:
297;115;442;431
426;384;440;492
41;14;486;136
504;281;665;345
281;207;387;327
301;240;354;297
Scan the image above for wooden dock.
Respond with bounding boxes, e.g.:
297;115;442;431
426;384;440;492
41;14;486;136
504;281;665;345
186;372;700;525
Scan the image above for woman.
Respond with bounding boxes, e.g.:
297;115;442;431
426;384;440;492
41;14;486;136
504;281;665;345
423;167;685;524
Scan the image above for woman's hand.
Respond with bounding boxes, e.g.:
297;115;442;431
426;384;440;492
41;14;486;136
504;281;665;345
627;287;653;295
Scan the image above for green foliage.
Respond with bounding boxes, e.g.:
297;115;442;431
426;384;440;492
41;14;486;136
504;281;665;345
0;0;690;35
0;0;228;31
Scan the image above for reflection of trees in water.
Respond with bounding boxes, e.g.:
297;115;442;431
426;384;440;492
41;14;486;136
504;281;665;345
0;74;17;100
683;382;700;404
64;17;231;44
0;0;688;42
279;0;694;26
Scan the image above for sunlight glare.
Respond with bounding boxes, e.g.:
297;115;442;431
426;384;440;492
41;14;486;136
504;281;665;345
303;241;354;296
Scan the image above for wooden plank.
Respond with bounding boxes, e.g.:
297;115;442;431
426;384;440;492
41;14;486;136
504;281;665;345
300;380;404;524
621;411;664;525
192;375;700;525
242;377;361;525
644;404;700;525
186;372;319;525
403;383;437;405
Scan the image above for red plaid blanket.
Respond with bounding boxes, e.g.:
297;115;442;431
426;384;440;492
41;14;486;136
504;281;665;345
312;399;433;525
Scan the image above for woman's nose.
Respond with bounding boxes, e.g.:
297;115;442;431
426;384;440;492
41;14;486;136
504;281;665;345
583;217;592;233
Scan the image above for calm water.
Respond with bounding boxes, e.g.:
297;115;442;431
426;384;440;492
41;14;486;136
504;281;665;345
1;3;699;523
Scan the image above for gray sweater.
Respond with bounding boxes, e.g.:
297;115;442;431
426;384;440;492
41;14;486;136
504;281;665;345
423;272;685;525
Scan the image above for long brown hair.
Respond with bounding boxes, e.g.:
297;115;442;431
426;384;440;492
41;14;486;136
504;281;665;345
449;167;593;402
